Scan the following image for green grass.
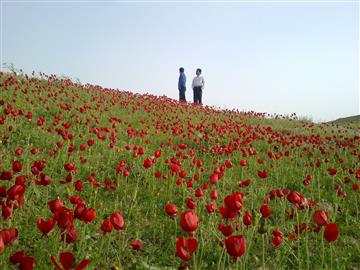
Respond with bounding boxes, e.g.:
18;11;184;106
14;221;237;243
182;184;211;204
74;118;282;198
0;71;359;270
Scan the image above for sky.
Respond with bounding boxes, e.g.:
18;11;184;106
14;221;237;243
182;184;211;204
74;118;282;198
1;0;359;122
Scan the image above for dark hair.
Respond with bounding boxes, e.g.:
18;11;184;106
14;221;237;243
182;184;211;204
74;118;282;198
179;67;184;72
196;68;202;74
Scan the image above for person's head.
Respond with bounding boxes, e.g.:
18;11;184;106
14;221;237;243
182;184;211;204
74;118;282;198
196;68;202;76
179;67;184;73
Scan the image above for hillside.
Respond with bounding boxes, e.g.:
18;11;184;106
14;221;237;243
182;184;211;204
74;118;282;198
328;115;360;125
0;71;359;270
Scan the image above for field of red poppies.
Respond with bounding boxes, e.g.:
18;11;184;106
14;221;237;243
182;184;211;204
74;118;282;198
0;71;359;270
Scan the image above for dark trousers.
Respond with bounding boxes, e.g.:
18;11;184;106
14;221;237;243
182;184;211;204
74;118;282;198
193;86;202;104
179;87;186;102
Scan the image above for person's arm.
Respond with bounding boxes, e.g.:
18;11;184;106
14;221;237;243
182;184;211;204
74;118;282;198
201;77;205;89
192;78;195;89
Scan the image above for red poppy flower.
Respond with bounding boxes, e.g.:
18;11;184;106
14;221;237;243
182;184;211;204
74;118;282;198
81;208;96;223
50;252;90;270
12;160;23;173
243;211;252;226
287;191;304;205
219;206;236;220
239;159;247;166
206;203;216;213
10;251;37;270
61;226;78;244
165;203;178;218
0;228;18;252
143;158;152;169
324;223;339;242
312;209;328;227
327;167;337;176
110;211;125;230
37;217;56;234
74;180;83;191
49;199;63;214
257;170;268;179
180;210;199;233
131;239;142;252
218;223;233;237
224;192;243;212
260;204;272;218
175;236;198;261
225;235;246;258
101;219;113;235
210;189;218;200
272;236;282;248
186;198;196;209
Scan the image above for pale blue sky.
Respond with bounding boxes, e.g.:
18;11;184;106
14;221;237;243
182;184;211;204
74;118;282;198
1;1;359;122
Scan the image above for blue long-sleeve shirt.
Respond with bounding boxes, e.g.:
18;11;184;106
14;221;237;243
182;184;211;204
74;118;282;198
178;73;186;90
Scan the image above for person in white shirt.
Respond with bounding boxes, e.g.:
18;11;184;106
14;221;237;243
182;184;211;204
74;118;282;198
191;68;205;105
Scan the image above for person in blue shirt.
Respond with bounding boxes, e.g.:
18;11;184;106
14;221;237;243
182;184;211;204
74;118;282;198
178;67;186;102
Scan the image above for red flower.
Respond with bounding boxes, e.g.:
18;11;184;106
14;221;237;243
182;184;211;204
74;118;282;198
324;223;339;242
165;203;178;218
110;211;125;230
0;170;14;180
101;219;113;235
49;199;63;214
180;210;199;233
37;217;56;234
61;226;78;243
239;179;252;188
312;209;328;227
272;229;283;238
12;160;23;173
257;170;268;179
239;159;247;167
243;211;252;226
57;208;74;230
131;239;142;252
50;252;90;270
225;235;246;258
206;203;216;213
175;236;198;261
327;167;337;176
7;184;25;200
15;148;24;156
194;188;203;198
81;208;96;223
287;191;304;205
218;223;233;237
224;192;243;212
10;251;26;264
64;162;75;172
210;189;218;200
143;158;152;169
10;251;37;270
0;228;18;252
209;173;219;185
186;197;196;209
74;180;83;191
272;236;282;248
260;204;272;218
219;206;236;220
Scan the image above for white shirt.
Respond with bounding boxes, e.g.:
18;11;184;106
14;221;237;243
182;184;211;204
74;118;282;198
192;76;205;89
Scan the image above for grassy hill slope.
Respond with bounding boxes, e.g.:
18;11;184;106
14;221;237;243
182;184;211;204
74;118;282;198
0;71;359;270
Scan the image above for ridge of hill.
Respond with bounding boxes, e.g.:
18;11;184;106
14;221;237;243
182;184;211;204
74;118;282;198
327;115;360;125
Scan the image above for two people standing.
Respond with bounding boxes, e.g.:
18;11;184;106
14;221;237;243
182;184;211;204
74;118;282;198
178;67;205;105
